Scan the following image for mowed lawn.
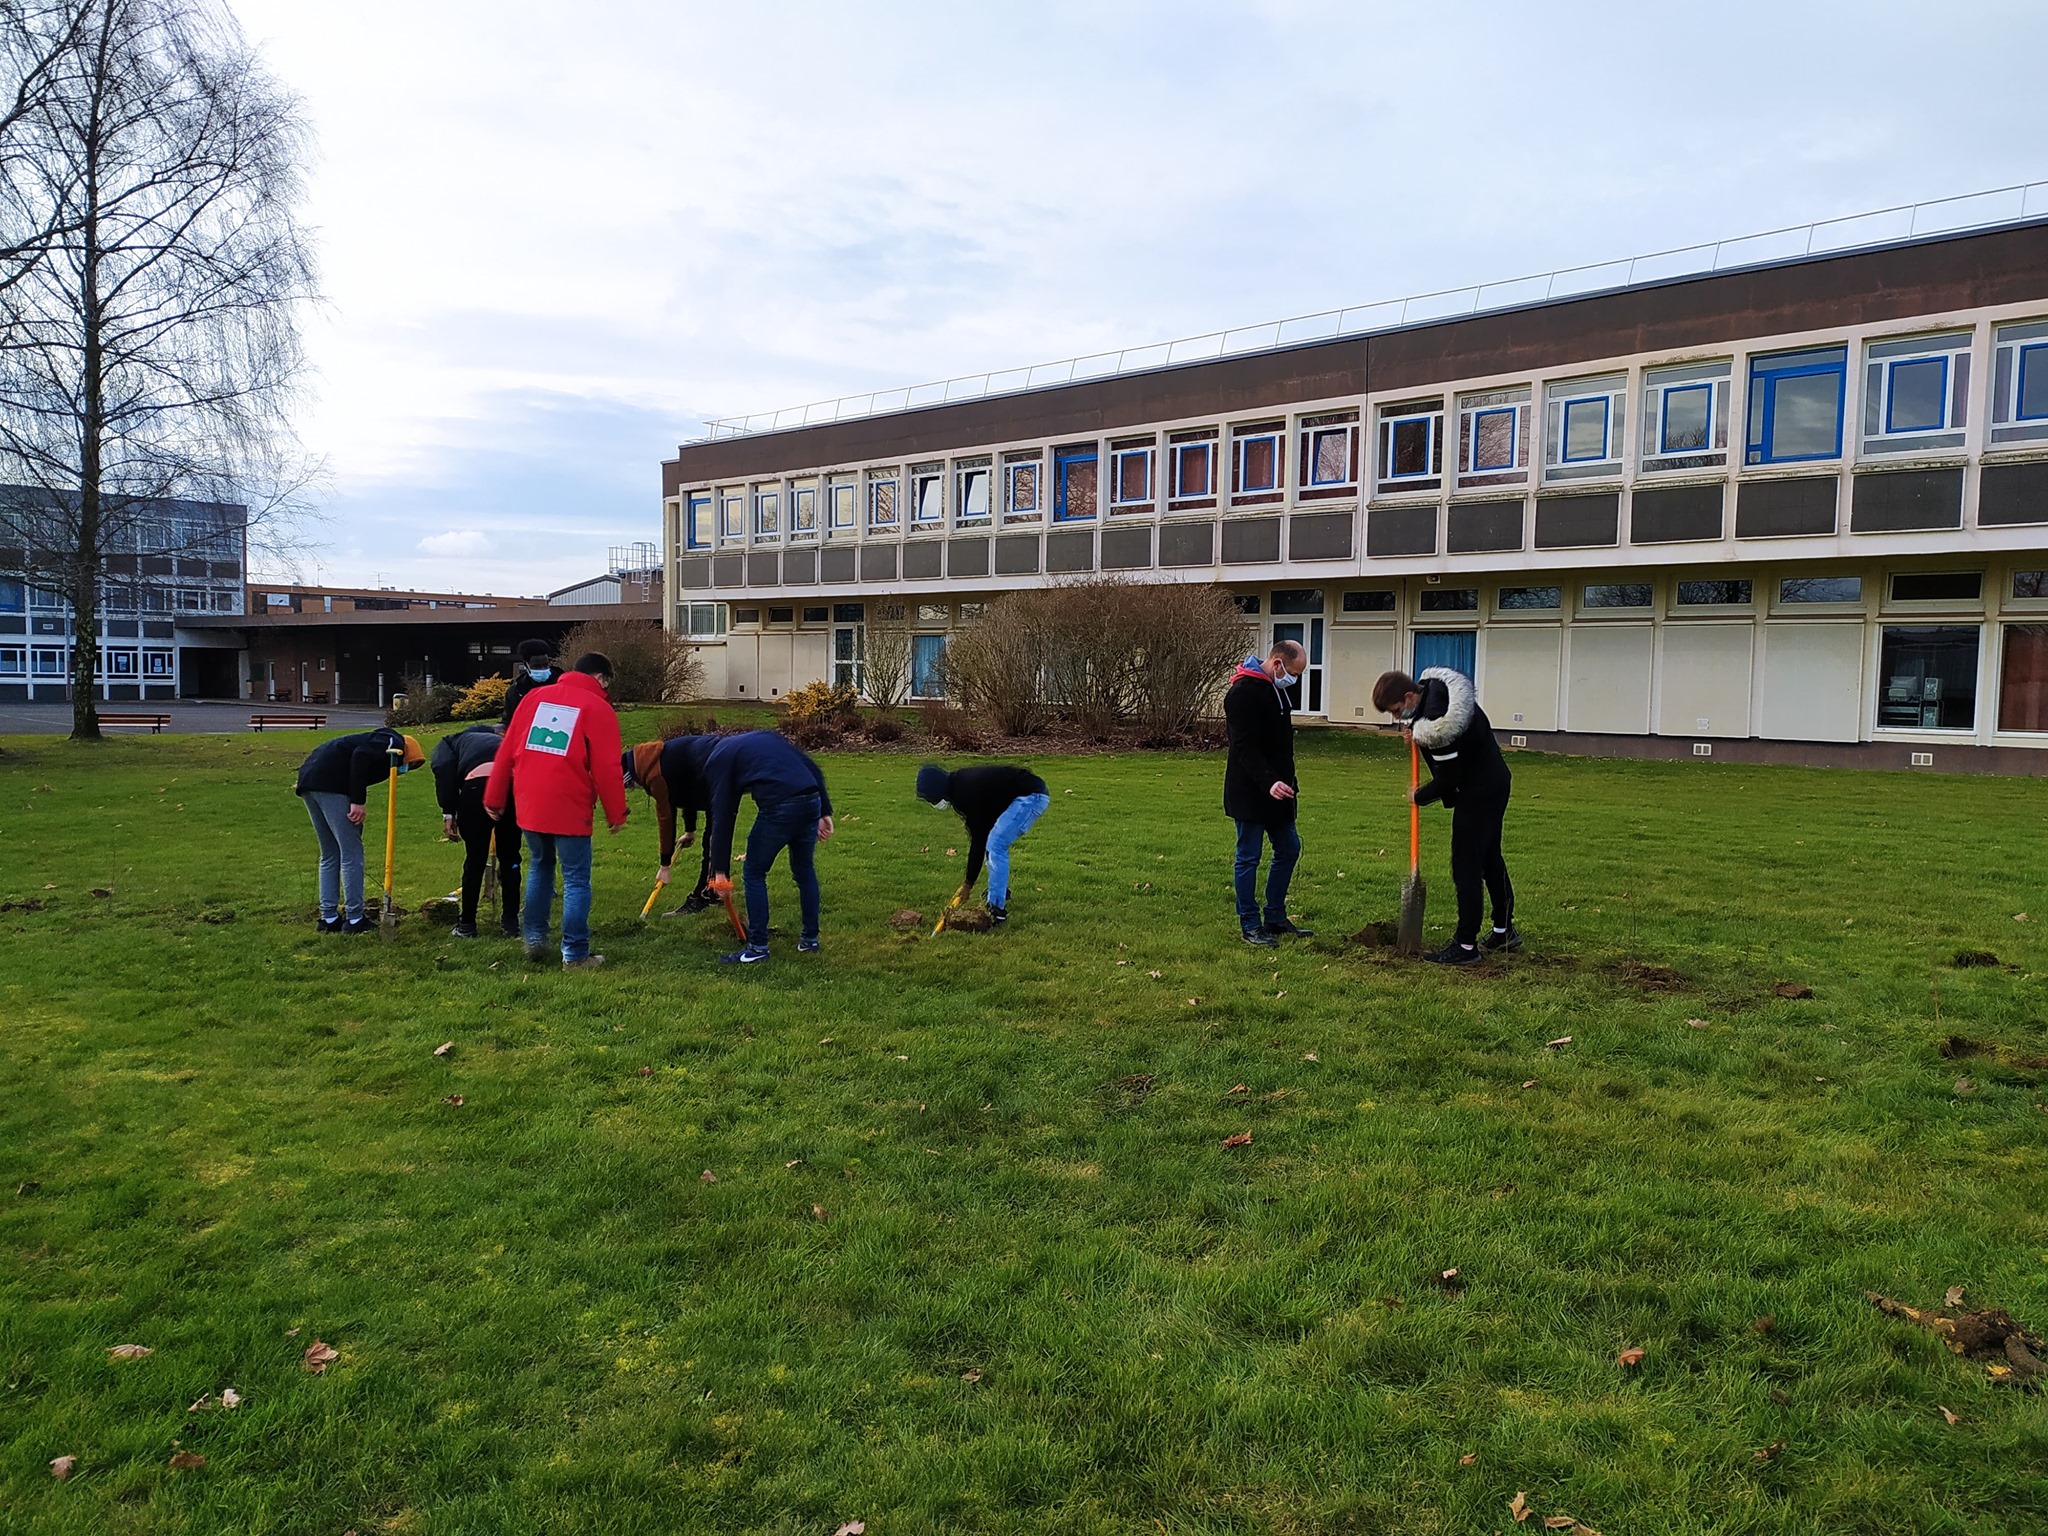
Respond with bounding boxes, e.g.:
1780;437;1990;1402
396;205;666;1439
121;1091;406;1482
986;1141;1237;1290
3;717;2047;1536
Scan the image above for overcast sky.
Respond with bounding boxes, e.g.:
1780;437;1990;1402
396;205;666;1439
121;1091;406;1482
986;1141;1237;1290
228;0;2048;597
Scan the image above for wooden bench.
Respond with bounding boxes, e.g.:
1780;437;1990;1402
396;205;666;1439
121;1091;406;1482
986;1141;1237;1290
99;712;172;734
250;712;327;731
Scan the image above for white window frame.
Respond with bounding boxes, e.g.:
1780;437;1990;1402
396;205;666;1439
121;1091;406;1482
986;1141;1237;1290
1003;455;1042;521
1640;360;1732;472
1170;437;1217;502
955;461;992;525
1377;405;1443;489
867;474;899;531
1861;331;1970;455
789;484;819;539
910;464;944;528
0;646;24;675
827;479;857;532
1545;375;1626;481
752;486;781;541
1232;426;1284;499
719;491;745;542
143;649;173;677
684;601;728;638
31;646;65;675
1110;442;1155;508
1298;418;1359;491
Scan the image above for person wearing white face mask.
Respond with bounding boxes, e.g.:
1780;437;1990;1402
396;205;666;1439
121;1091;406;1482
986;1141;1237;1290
500;638;560;726
1222;638;1312;947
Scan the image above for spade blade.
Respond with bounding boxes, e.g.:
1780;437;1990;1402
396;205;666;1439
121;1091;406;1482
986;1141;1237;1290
1397;873;1426;956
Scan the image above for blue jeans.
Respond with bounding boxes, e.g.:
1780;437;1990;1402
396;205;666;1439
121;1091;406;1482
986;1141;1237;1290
304;791;366;922
744;791;821;947
523;831;593;962
1233;818;1300;932
985;792;1049;907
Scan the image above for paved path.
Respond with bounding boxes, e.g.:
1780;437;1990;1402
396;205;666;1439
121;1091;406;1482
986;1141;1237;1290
0;701;388;736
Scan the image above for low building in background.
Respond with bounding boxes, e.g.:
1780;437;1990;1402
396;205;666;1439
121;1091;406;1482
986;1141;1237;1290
547;543;665;607
0;492;246;703
660;201;2048;769
184;578;659;706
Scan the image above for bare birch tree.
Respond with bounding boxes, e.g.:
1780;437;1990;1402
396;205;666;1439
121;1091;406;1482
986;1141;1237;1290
0;0;315;738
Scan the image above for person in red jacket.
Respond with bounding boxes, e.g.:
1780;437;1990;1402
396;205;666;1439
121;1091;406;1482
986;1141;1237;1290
484;652;628;970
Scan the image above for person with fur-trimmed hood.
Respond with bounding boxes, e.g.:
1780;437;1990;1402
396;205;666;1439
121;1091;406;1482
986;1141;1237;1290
622;737;716;913
1373;666;1518;965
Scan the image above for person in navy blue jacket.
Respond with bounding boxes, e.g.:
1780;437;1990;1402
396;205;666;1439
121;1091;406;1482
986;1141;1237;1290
668;729;834;964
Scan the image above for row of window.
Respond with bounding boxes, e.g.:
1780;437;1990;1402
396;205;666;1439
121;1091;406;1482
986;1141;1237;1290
0;646;174;677
0;579;239;615
682;318;2048;548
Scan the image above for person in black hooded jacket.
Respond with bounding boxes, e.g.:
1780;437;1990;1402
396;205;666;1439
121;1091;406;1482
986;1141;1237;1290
432;723;519;939
1374;666;1517;964
914;761;1050;923
500;639;560;725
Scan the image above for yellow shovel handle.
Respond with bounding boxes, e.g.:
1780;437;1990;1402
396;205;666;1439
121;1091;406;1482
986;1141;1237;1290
382;761;399;902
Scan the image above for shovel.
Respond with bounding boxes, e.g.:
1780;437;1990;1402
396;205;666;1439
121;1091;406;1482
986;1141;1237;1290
1397;735;1426;956
380;750;401;940
639;874;668;919
932;883;969;936
706;874;747;942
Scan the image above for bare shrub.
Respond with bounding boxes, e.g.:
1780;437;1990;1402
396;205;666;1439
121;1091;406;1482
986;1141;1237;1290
862;603;914;709
1127;583;1252;741
942;594;1054;736
557;618;704;704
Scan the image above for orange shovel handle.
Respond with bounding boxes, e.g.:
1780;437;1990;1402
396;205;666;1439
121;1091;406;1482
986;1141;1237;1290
1408;736;1421;875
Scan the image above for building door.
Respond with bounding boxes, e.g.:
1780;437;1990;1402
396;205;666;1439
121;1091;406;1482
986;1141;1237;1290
911;633;947;698
1270;618;1325;713
831;603;865;693
1413;630;1477;679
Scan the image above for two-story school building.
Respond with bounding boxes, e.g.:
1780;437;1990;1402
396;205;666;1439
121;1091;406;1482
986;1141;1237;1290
661;209;2048;771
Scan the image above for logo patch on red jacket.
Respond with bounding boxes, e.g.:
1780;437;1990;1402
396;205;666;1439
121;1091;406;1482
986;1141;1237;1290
526;703;580;756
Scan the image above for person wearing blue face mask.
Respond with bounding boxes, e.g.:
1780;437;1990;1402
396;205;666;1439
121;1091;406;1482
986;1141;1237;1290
500;639;560;725
1223;638;1311;948
294;727;427;933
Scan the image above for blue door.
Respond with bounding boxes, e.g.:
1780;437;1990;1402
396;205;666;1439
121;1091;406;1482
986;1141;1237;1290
1413;630;1476;679
911;633;947;698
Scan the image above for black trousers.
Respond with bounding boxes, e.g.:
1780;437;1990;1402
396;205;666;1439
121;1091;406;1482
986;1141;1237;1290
1448;790;1513;946
456;781;521;930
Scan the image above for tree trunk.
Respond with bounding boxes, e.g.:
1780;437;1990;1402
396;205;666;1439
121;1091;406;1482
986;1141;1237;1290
68;547;99;737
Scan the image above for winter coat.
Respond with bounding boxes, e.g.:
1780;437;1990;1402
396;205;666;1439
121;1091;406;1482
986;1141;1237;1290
668;730;833;876
295;727;411;807
627;737;706;868
1222;660;1297;826
926;764;1048;892
483;670;627;837
1408;667;1511;808
431;724;503;816
500;664;561;726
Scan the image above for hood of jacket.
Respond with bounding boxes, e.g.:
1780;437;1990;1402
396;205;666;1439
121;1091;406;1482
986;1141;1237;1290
1410;667;1475;750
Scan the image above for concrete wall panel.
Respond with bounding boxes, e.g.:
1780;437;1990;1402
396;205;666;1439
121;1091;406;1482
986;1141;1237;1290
1326;627;1397;722
1658;623;1753;737
1482;625;1562;732
1760;622;1864;741
1565;624;1653;734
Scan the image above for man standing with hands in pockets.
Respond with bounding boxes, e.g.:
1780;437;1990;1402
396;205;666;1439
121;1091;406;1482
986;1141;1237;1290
1223;638;1311;948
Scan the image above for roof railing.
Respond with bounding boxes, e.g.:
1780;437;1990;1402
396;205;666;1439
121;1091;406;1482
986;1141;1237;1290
693;180;2048;443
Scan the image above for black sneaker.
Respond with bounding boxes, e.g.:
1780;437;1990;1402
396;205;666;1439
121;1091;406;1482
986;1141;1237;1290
1424;940;1484;966
987;904;1007;925
1242;926;1278;948
500;921;521;939
1265;919;1315;939
317;916;342;934
451;920;478;940
1482;924;1522;953
797;937;820;953
342;916;376;936
524;942;550;963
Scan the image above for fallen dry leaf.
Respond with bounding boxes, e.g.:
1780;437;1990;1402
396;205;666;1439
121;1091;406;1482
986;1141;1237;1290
188;1393;212;1412
1147;969;1162;979
945;848;956;856
833;1523;866;1536
443;1094;464;1107
433;1041;454;1057
1771;982;1814;999
637;1065;653;1077
960;1368;982;1383
1617;1346;1647;1368
811;1203;828;1221
1768;1388;1791;1405
1302;1051;1319;1062
1520;1079;1538;1089
1545;1036;1573;1049
1940;1405;1959;1425
50;1454;75;1480
699;1169;717;1183
785;1158;803;1169
1510;1490;1531;1523
1545;1519;1577;1531
1685;1018;1711;1029
284;1327;300;1338
1227;1083;1249;1096
220;1387;241;1409
168;1451;206;1470
107;1344;152;1360
1221;1131;1254;1149
1754;1438;1785;1462
301;1340;339;1374
1945;1285;1967;1309
1457;1452;1477;1465
1955;1077;1976;1095
1751;1315;1776;1335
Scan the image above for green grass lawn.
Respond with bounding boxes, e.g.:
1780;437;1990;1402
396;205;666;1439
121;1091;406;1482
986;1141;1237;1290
3;717;2047;1535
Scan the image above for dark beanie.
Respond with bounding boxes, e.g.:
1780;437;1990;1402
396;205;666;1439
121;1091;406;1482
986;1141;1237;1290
915;763;950;804
619;747;637;788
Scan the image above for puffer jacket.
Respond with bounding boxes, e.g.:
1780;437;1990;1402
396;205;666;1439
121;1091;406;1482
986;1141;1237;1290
1408;666;1510;807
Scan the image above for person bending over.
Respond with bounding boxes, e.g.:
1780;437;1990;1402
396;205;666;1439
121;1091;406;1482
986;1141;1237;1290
432;722;518;939
1223;639;1312;948
670;729;834;965
1373;666;1518;965
293;726;425;933
914;761;1050;924
622;737;715;913
485;652;627;971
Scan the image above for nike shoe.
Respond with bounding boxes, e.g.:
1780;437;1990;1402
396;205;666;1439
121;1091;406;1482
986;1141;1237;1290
1264;919;1315;938
451;921;478;939
987;905;1007;925
1424;941;1484;966
797;937;820;953
719;944;771;965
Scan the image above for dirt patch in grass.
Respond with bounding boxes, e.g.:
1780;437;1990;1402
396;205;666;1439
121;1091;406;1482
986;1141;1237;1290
1951;949;2008;969
1613;960;1688;992
1349;920;1399;948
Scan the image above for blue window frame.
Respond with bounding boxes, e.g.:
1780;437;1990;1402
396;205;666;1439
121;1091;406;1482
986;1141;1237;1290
2020;342;2048;422
1659;383;1713;454
1470;408;1518;471
1561;397;1610;462
720;493;745;539
685;494;712;550
1747;346;1847;464
1054;445;1098;522
753;489;780;537
0;578;22;613
1884;355;1949;435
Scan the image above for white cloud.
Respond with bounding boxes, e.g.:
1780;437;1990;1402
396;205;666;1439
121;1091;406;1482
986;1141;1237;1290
224;0;2048;593
417;529;489;559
